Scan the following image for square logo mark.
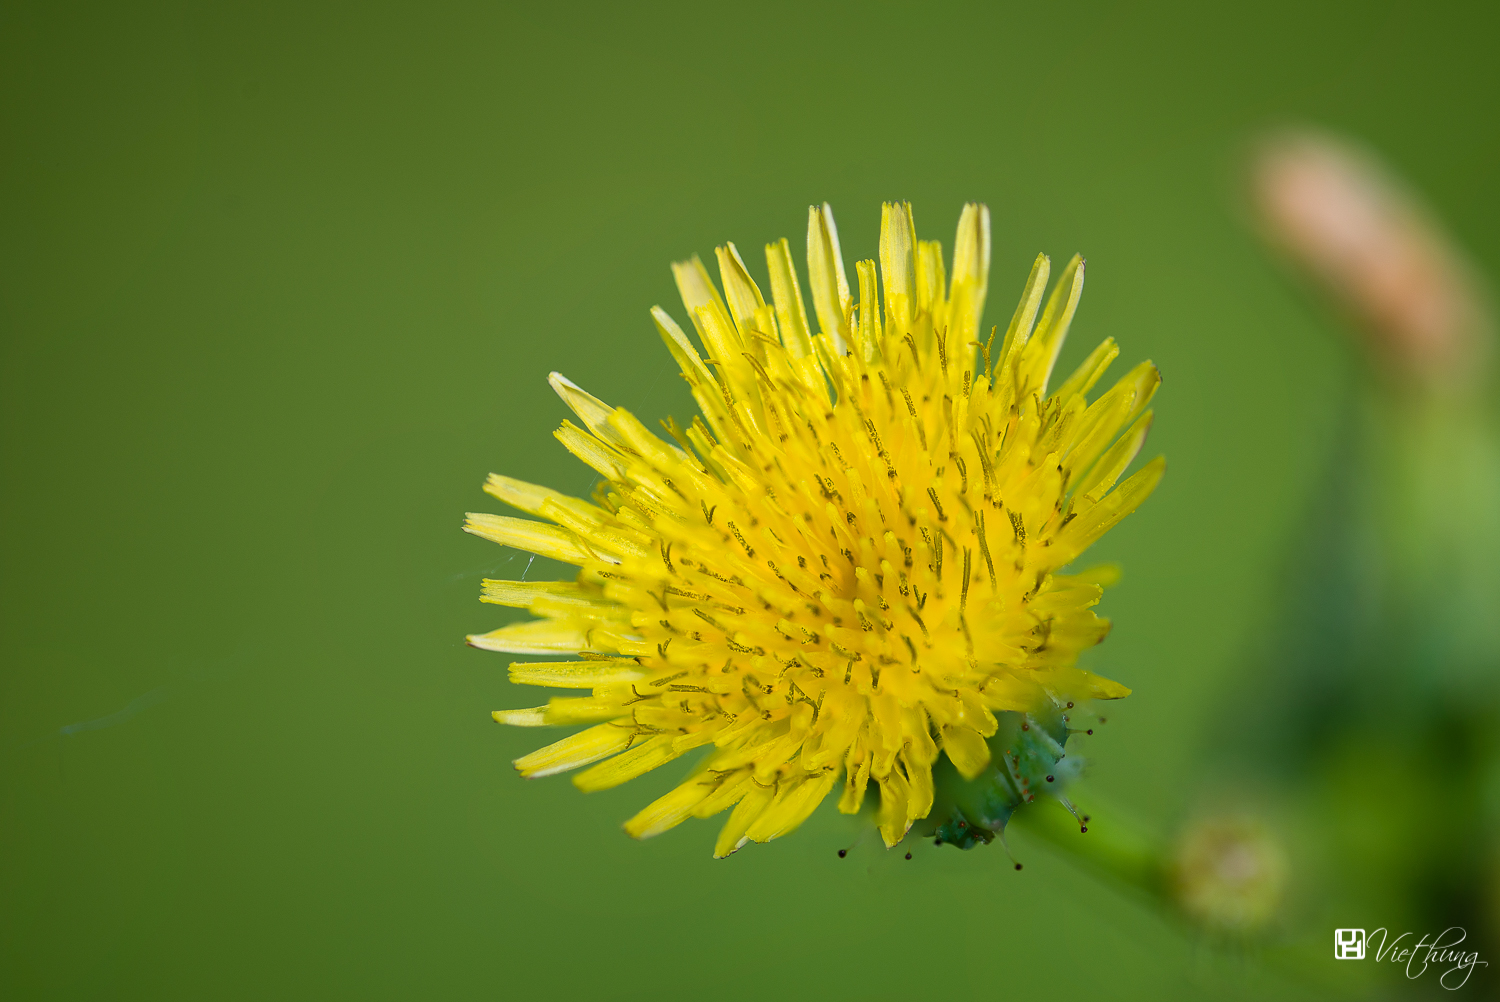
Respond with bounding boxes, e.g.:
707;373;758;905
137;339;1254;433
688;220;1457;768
1335;929;1366;960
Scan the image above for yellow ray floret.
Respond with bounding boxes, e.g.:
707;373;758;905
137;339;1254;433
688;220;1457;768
468;202;1163;856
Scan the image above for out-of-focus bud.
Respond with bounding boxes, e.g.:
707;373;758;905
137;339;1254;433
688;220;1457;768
1252;130;1491;388
1170;815;1288;934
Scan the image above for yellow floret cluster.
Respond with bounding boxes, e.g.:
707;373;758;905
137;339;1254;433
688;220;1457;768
467;202;1162;856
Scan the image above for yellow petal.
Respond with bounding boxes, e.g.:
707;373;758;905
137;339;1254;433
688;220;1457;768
462;512;592;565
467;619;592;655
751;771;838;843
672;255;739;364
996;253;1050;364
1055;456;1166;561
978;671;1048;712
1017;252;1084;398
941;725;993;779
1072;409;1153;505
879;202;917;337
914;239;946;318
480;579;595;609
806;203;851;355
624;776;717;840
765;237;813;360
482;473;575;518
714;242;767;340
543;695;624;725
853;259;882;362
572;734;682;792
1048;665;1133;701
650;305;715;390
1054;336;1119;403
714;781;776;858
513;722;633;778
902;751;934;822
838;747;871;815
491;707;547;726
1069;563;1123;589
1079;669;1132;699
546;372;616;439
1062;360;1160;483
876;767;911;847
947;202;991;347
552;420;628;482
507;660;644;688
692;768;754;818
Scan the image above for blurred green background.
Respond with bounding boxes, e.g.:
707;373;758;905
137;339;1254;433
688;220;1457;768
3;1;1498;998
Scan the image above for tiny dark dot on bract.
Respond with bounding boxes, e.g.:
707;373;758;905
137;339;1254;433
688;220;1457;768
905;852;912;860
934;838;943;846
1021;723;1029;730
1080;826;1088;833
1067;701;1074;708
957;820;967;828
837;849;847;858
1014;863;1023;871
1086;729;1093;735
1083;815;1091;822
1045;775;1054;782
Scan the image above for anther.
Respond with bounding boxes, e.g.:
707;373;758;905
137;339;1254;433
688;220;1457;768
960;547;972;616
974;509;997;586
926;487;948;522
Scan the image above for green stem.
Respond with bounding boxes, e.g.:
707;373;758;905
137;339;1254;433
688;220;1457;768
1012;792;1167;900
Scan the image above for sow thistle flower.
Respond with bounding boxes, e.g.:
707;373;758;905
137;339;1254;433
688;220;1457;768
466;202;1163;857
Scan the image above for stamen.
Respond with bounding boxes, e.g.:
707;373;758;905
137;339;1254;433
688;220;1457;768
693;608;725;631
726;520;755;558
1007;509;1026;545
961;547;972;615
926;487;948;522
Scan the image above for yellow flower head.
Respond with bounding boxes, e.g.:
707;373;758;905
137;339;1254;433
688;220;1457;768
467;202;1163;857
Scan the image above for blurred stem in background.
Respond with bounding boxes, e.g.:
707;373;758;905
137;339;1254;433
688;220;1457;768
1004;128;1500;997
1228;129;1500;993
